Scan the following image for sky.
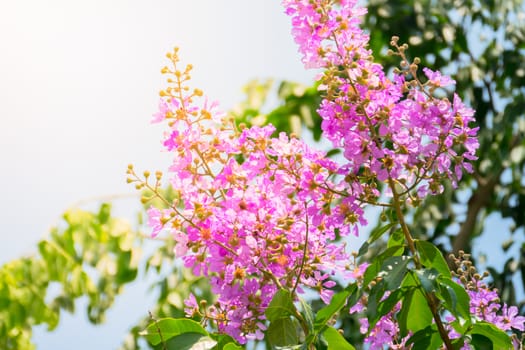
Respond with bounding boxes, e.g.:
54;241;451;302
1;1;522;349
0;1;318;263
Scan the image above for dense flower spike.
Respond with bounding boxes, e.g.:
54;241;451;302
284;0;479;202
131;0;525;348
138;47;359;343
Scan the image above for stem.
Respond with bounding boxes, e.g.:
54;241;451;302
389;179;453;350
149;311;167;350
292;203;309;296
389;179;418;261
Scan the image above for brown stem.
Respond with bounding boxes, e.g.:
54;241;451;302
389;179;454;350
389;179;418;262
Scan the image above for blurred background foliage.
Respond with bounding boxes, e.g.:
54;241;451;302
1;0;524;348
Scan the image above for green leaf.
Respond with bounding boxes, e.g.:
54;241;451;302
406;289;433;333
158;334;216;350
363;245;405;287
414;268;439;293
314;284;356;331
210;334;239;350
387;229;405;249
267;317;299;347
378;255;412;290
97;203;112;224
398;281;433;336
437;277;471;323
223;343;244;350
358;222;396;256
469;322;513;349
299;297;315;333
140;318;208;346
470;334;494;350
368;288;404;330
415;240;451;278
322;327;355;350
265;289;297;322
406;325;443;349
366;279;388;327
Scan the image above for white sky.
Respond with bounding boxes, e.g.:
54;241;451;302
0;1;315;348
0;0;315;261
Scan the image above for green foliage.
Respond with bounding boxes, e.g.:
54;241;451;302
314;284;356;333
264;289;302;348
357;222;397;257
265;289;297;322
406;325;443;349
321;327;356;350
140;318;210;347
437;277;471;324
267;317;300;348
469;322;514;349
231;0;525;310
362;0;525;307
0;204;141;350
399;286;434;335
416;240;451;278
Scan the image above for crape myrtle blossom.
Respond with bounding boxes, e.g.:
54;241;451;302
144;48;362;343
136;0;505;346
284;0;479;201
281;0;523;347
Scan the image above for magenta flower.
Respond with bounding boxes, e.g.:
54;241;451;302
141;0;486;345
423;67;456;87
147;206;164;238
499;305;525;331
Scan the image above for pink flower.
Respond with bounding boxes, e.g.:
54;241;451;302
499;305;525;331
147;206;163;237
184;293;199;317
423;67;456;87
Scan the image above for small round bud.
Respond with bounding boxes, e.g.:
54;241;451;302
194;88;203;96
143;170;150;178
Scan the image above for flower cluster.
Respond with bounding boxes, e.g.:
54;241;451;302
132;0;525;347
132;48;363;343
348;253;525;349
450;252;525;348
284;0;479;201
